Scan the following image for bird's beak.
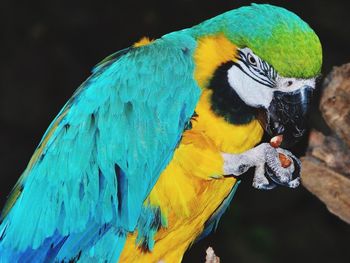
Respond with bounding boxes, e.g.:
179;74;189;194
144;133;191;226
257;86;314;147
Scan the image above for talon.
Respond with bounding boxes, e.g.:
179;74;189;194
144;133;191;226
252;181;276;190
265;163;291;185
278;175;290;184
288;178;300;188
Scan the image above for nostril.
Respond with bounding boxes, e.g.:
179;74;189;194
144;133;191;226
287;81;293;87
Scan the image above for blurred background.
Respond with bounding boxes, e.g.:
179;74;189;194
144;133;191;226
1;0;350;262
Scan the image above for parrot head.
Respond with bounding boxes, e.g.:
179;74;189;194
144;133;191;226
227;47;316;147
191;4;322;147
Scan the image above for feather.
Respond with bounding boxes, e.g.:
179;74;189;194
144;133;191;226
0;32;200;261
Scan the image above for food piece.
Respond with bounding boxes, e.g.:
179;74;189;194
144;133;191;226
279;153;292;168
270;135;283;148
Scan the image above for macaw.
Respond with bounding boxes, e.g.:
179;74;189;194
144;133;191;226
0;4;322;263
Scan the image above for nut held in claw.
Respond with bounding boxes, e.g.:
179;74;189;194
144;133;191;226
278;153;292;168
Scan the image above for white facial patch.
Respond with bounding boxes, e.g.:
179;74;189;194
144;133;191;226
275;76;316;92
227;47;316;109
227;65;274;108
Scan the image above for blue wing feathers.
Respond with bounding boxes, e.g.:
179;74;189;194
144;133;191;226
0;32;200;261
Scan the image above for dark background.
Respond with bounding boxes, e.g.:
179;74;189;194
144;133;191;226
1;0;350;262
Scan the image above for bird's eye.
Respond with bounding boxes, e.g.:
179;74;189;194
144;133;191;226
247;53;257;66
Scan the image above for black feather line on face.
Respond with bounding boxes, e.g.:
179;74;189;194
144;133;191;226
232;61;274;88
236;50;277;88
209;62;257;125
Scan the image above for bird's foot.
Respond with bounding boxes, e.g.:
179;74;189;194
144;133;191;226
222;143;301;190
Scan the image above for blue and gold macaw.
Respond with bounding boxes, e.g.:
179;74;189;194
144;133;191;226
0;4;321;262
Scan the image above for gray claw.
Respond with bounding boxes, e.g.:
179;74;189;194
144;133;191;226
288;177;300;188
265;147;301;188
221;142;301;190
252;181;277;190
265;150;292;184
252;164;276;190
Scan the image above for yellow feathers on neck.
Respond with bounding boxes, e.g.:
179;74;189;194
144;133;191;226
194;34;237;88
192;89;264;153
133;37;154;47
192;34;263;153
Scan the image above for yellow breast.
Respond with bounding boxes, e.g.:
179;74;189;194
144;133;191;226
120;99;263;263
119;34;264;263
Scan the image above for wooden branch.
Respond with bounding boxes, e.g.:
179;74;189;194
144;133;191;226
301;63;350;224
320;63;350;148
302;155;350;224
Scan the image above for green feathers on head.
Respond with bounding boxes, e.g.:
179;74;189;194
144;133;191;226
191;4;322;78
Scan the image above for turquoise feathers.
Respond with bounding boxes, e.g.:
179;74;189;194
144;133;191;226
0;33;200;261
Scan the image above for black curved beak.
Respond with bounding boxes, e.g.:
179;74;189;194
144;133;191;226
257;86;314;147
